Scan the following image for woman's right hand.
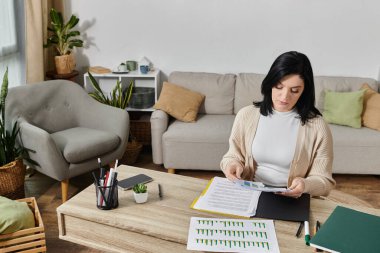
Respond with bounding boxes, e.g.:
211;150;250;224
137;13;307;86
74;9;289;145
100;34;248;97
224;162;244;182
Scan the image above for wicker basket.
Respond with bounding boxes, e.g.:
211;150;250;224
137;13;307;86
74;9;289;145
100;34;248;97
0;160;26;200
0;197;46;252
121;141;143;165
130;120;151;146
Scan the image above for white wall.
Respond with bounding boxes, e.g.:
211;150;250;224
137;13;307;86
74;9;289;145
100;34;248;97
66;0;380;83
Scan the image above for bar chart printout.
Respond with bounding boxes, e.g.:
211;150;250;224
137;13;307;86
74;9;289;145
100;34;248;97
187;217;280;253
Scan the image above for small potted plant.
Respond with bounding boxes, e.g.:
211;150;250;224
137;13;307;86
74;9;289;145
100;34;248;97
132;183;148;204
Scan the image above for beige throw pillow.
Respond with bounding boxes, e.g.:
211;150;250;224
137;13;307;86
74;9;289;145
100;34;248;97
360;83;380;131
154;82;205;122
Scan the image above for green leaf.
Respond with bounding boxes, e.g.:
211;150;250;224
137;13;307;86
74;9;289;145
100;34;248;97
65;15;79;30
1;67;9;123
88;72;107;101
126;80;134;105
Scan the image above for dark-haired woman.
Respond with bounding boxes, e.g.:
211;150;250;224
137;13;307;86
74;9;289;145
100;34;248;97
221;51;335;197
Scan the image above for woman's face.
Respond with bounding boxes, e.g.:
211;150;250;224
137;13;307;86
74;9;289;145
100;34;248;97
272;74;304;112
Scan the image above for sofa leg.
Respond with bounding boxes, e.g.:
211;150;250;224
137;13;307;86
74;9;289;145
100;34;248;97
61;179;69;203
168;168;175;174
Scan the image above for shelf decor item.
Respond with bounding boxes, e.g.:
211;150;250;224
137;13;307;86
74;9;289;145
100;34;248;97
126;61;137;71
44;8;83;74
129;87;155;109
132;183;148;204
139;56;151;74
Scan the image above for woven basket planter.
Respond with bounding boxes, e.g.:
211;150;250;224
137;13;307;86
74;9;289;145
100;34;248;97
121;141;143;165
130;120;151;146
0;160;26;200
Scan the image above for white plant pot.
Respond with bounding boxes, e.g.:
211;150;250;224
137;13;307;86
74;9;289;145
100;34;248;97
133;192;148;204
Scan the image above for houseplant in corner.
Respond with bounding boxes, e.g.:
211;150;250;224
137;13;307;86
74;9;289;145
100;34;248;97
87;72;143;165
44;8;83;74
132;183;148;204
0;68;36;199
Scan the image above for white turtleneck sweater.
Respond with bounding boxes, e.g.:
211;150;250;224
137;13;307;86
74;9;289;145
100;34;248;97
252;109;300;187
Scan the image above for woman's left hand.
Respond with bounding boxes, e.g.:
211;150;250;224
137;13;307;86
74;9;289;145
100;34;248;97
277;177;305;198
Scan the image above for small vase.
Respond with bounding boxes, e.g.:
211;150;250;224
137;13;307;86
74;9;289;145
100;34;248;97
133;192;148;204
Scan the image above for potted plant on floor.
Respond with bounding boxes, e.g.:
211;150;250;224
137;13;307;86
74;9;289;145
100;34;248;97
87;72;143;165
44;8;83;74
0;68;36;199
132;183;148;204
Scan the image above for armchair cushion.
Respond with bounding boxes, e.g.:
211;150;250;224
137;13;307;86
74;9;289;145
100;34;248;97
51;127;120;163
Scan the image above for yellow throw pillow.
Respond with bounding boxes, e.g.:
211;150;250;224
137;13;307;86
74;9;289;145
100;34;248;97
360;83;380;131
154;82;205;122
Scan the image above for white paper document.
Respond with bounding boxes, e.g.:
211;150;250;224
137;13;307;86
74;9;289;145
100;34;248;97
187;217;280;253
235;180;289;193
193;177;261;217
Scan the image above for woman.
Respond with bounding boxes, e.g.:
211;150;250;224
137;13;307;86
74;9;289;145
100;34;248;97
221;51;335;197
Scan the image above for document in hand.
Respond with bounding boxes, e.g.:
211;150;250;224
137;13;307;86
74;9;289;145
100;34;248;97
235;180;289;193
309;206;380;253
190;177;261;218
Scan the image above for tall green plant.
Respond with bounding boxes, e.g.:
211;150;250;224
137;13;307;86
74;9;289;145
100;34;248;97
87;72;134;109
44;8;83;56
0;68;36;166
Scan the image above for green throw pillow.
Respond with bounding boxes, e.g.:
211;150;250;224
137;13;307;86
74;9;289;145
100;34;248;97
0;196;35;234
323;90;365;128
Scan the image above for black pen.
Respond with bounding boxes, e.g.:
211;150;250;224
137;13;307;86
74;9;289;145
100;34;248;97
158;184;163;200
314;221;322;252
98;158;105;179
296;221;304;238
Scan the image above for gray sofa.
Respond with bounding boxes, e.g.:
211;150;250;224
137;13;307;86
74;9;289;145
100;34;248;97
151;71;380;174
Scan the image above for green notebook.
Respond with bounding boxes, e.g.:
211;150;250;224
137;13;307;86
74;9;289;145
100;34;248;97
310;206;380;253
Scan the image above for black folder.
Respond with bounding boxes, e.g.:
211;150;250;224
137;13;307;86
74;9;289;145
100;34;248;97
253;192;310;222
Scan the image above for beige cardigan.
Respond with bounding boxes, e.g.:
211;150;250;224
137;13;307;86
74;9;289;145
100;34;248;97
221;105;335;196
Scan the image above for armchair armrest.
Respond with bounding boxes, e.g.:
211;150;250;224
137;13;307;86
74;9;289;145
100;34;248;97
150;110;170;164
18;119;69;181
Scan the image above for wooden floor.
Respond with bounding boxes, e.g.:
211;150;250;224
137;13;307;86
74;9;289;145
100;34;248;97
24;147;380;252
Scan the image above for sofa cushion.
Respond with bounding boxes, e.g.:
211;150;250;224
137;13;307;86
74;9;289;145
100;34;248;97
153;82;205;122
323;90;364;128
162;114;235;169
361;83;380;131
168;71;236;115
51;127;120;163
234;73;265;114
314;76;378;111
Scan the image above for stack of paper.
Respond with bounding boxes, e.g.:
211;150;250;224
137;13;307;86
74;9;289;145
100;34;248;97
187;217;280;253
191;177;261;217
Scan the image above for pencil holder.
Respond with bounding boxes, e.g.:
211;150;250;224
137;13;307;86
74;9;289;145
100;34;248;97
95;180;119;210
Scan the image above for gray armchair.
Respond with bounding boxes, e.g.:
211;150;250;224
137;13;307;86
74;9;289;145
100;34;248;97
5;80;129;202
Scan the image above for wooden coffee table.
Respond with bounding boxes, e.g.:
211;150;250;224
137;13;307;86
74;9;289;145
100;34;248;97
57;166;380;252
